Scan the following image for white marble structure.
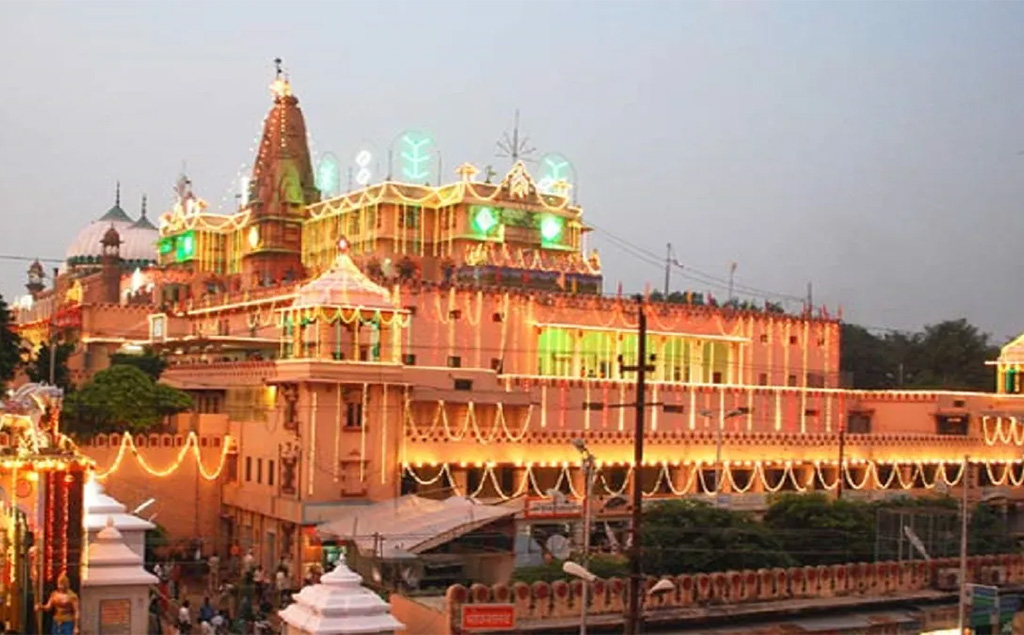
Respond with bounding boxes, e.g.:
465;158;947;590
80;518;158;635
83;480;154;558
279;556;404;635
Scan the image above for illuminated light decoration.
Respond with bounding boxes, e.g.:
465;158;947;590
158;238;173;255
92;431;233;480
399;457;1006;502
539;214;564;244
537;152;575;195
239;175;251;207
398;130;434;183
316;152;341;197
248;226;260;249
354;149;374;187
472;207;499;235
175;231;196;261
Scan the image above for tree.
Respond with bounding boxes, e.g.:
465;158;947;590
23;342;74;391
910;319;998;391
62;364;191;436
0;295;20;393
109;347;168;381
839;324;893;389
640;499;793;575
841;319;998;392
764;493;876;565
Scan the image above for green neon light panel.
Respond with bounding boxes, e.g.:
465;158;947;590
540;215;564;244
175;231;196;261
473;206;499;234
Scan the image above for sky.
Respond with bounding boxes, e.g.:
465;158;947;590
2;1;1024;341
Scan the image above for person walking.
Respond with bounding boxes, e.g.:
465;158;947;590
177;599;192;635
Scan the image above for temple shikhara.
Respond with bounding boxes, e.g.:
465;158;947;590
12;62;1024;602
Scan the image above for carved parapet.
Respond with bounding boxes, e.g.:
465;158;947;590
694;572;712;603
606;577;626;613
756;569;775;600
530;581;551;620
549;580;572;617
677;574;695;606
510;582;532;619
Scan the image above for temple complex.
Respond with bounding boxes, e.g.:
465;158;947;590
11;63;1024;590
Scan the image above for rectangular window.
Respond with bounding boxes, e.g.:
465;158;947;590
268;460;275;487
584;402;605;411
245;457;252;482
759;334;769;343
789;335;798;345
257;458;263;484
227;454;238;482
662;404;685;414
847;412;872;434
454;379;473;391
787;374;797;387
448;356;462;368
402;354;417;365
804;409;819;416
346;402;363;428
936;415;969;436
807;373;825;388
758;373;769;386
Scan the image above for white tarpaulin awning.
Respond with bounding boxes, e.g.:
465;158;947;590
316;495;521;559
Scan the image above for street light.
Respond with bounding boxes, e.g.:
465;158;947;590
698;408;750;501
563;562;676;631
571;439;597;635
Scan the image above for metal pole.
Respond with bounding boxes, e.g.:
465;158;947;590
958;454;970;634
580;455;594;635
836;423;846;500
715;412;723;496
663;244;671;297
626;302;647;635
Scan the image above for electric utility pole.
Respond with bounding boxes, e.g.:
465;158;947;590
619;297;654;635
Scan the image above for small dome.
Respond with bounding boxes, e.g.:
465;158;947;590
102;225;121;247
66;221;158;268
292;242;394;310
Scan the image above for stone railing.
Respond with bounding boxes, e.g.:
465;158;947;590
445;554;1024;628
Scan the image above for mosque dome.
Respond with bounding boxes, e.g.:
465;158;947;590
65;186;158;269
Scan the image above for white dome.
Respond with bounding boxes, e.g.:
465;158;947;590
65;221;157;267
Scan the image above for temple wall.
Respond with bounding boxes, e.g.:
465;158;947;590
440;554;1023;632
79;434;225;551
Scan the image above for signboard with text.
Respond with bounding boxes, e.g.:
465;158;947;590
99;598;132;635
524;498;582;519
461;604;515;632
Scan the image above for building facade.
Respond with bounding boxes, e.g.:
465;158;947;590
13;67;1024;581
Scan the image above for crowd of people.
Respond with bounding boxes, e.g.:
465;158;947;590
148;549;325;635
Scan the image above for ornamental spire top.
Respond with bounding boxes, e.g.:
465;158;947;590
270;57;292;99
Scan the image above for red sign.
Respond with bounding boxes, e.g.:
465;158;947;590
461;604;515;632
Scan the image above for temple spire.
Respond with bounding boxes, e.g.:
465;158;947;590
115;181;120;206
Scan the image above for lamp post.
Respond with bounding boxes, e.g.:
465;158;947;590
698;408;749;501
571;439;596;635
563;563;675;633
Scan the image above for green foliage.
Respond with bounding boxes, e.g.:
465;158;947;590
109;347;168;381
763;493;876;565
641;499;794;575
62;364;192;436
841;319;998;391
512;554;628;584
23;342;74;391
0;295;20;393
970;503;1015;556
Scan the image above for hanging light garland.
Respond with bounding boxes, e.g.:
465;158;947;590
91;432;233;481
401;456;1016;501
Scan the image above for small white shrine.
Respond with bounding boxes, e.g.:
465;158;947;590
80;518;158;635
83;480;155;558
279;556;404;635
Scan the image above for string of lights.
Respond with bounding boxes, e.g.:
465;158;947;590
401;457;1008;501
